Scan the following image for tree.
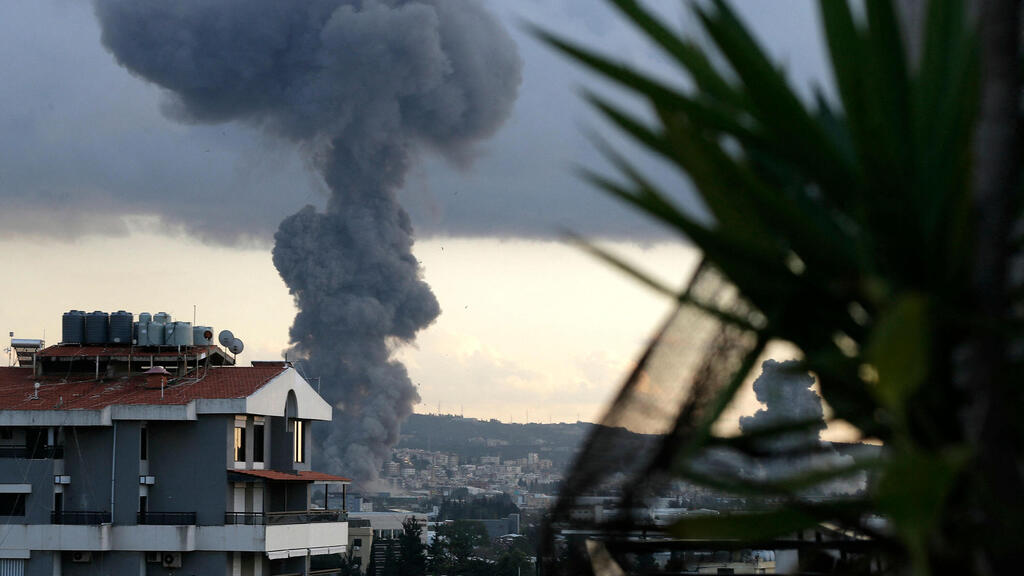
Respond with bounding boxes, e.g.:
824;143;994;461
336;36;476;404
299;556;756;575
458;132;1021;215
535;0;1024;574
429;520;490;575
396;517;427;576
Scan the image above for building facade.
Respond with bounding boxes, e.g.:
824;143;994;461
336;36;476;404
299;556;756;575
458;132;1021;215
0;341;350;576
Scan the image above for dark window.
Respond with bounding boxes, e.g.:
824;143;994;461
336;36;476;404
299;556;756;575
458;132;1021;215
234;426;246;462
53;492;63;514
140;426;148;461
293;420;305;463
253;423;265;463
139;495;147;513
0;493;26;516
26;429;47;459
0;429;12;440
353;538;362;548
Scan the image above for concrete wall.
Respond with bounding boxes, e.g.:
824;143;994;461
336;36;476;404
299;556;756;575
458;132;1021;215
61;551;139;576
0;449;56;526
22;551;55;576
148;416;231;526
63;427;114;517
268;415;312;473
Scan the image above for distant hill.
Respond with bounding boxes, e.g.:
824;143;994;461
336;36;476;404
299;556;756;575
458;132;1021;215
396;413;595;467
397;413;883;472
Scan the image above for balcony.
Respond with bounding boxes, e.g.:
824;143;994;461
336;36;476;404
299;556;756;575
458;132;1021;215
137;511;197;525
224;510;346;526
0;444;64;459
51;511;111;525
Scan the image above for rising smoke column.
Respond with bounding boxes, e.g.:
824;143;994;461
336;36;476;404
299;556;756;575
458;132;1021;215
94;0;521;483
739;359;864;495
739;359;826;451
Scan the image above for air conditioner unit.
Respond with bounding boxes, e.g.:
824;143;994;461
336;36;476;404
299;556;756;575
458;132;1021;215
71;551;92;563
145;552;161;563
162;552;182;568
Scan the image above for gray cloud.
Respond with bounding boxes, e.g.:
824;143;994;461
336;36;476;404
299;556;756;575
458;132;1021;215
0;0;826;244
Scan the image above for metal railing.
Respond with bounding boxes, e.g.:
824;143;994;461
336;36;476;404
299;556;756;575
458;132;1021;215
0;445;64;459
225;512;265;525
51;511;111;525
137;511;196;525
224;510;346;526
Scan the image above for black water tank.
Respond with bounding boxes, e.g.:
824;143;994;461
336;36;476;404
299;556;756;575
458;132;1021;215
109;310;133;344
62;310;86;344
85;311;109;344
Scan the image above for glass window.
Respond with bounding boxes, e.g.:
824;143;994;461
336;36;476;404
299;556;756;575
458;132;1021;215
234;426;246;463
253;422;265;463
293;420;305;463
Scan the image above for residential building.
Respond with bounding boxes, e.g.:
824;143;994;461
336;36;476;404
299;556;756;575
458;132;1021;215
0;330;350;576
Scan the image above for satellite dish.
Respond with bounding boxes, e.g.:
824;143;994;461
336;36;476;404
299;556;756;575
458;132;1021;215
229;338;244;355
218;330;234;347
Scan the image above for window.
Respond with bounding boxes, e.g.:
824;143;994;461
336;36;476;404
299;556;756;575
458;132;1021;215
234;426;246;462
53;492;63;514
139;495;147;513
353;538;362;550
0;429;11;440
140;425;148;461
0;493;26;516
253;419;265;464
234;416;247;463
293;420;305;463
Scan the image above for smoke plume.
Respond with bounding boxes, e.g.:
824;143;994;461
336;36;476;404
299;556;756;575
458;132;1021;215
739;359;826;450
740;360;864;495
94;0;521;483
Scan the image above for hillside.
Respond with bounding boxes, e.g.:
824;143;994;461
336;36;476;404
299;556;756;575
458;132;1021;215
396;414;595;467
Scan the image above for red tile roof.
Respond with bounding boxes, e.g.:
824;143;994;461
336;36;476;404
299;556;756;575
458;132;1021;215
0;364;287;410
229;469;352;483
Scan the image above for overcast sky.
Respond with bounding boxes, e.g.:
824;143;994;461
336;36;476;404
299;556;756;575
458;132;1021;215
0;0;845;433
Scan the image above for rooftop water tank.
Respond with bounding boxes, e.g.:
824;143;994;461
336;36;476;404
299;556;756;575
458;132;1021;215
136;312;151;346
149;314;167;346
163;322;176;346
84;311;109;345
193;326;214;346
172;322;193;347
153;312;171;325
62;310;86;344
110;311;133;344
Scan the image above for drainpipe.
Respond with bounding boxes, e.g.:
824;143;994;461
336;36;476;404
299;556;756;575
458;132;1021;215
110;421;117;523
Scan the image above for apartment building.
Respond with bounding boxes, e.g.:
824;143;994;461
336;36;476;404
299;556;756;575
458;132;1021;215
0;326;350;576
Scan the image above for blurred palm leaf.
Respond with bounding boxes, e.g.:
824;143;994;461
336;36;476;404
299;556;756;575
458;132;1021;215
532;0;1007;574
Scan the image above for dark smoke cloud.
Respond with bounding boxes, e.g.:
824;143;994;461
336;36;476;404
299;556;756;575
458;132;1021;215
94;0;521;483
740;360;864;495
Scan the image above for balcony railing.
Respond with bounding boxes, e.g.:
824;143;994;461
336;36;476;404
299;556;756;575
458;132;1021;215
51;511;111;525
224;510;346;526
137;511;197;525
0;444;64;459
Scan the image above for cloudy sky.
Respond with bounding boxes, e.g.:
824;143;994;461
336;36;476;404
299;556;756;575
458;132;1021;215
0;0;840;432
